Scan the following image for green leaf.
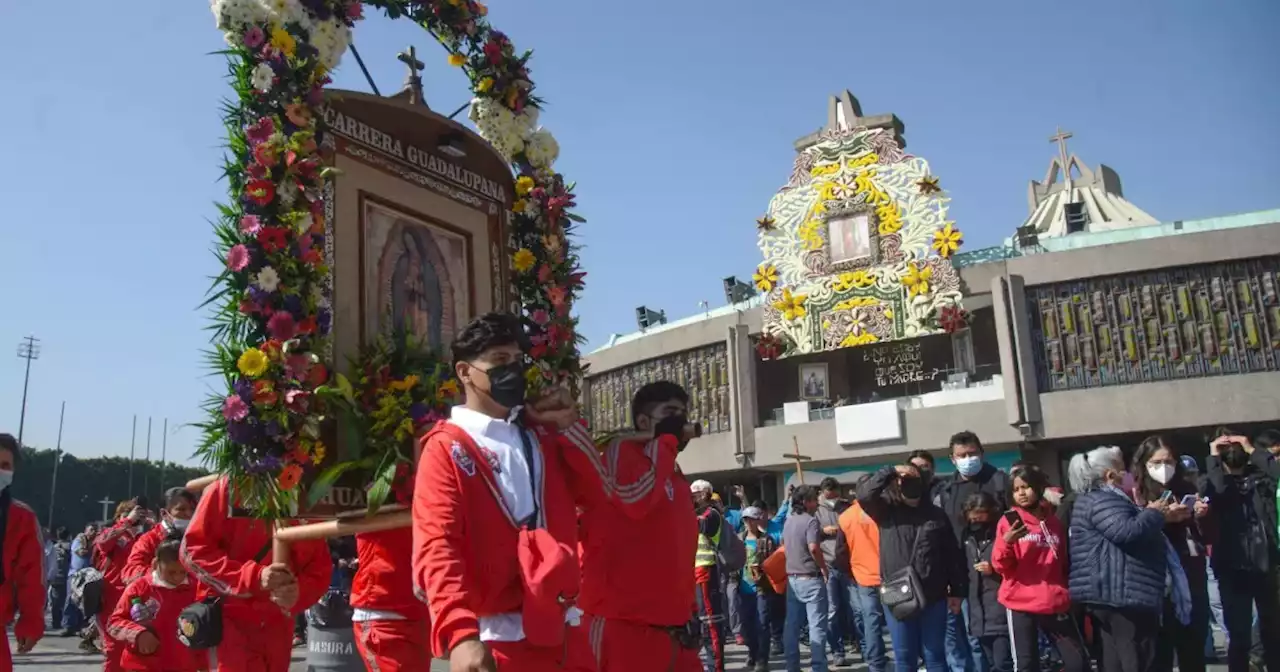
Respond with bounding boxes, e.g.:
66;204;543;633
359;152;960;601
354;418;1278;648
334;373;356;405
305;460;362;507
565;212;586;223
365;453;399;517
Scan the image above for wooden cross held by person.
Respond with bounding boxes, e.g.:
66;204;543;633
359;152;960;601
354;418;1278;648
783;436;812;485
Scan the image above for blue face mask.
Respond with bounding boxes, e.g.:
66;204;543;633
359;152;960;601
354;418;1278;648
954;456;983;478
0;469;12;492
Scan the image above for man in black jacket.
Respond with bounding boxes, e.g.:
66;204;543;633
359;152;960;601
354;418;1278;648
933;431;1009;672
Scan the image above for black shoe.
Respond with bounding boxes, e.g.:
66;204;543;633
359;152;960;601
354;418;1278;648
754;662;769;672
59;629;76;637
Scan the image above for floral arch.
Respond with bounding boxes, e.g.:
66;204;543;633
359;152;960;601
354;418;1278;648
203;0;583;516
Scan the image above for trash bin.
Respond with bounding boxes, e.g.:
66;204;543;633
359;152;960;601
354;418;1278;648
305;624;365;671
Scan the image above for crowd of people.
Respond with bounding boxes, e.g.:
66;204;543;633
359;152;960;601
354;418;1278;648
0;312;1278;672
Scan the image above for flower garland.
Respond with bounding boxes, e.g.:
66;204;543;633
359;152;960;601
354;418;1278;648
203;0;585;518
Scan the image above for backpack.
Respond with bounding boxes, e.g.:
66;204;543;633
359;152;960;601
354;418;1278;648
52;542;72;580
716;524;747;573
70;567;104;617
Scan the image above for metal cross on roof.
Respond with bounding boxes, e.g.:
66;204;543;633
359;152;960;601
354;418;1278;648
397;45;426;106
1049;126;1074;176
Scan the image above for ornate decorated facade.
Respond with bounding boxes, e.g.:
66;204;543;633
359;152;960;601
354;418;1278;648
755;92;966;356
585;343;731;435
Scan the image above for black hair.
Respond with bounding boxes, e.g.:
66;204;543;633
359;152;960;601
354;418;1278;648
962;491;999;516
907;449;934;468
164;487;197;511
1009;464;1051;506
155;539;181;564
819;477;841;492
1131;434;1192;502
630;381;690;429
1256;429;1280;454
0;433;18;465
790;485;819;514
56;526;70;542
450;313;527;368
750;499;767;510
132;495;151;512
949;430;984;454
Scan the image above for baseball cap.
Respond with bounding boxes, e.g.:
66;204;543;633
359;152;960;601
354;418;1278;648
742;506;765;520
690;480;713;493
1180;455;1200;472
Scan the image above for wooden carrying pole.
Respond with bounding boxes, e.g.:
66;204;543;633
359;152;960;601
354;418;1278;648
272;510;413;564
783;436;812;484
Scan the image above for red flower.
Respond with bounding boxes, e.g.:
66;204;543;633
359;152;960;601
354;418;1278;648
301;248;323;267
939;305;969;333
253;380;279;407
308;363;329;388
238;299;258;315
537;264;553;284
755;334;783;361
267;311;298;341
257;227;289;253
278;463;303;490
261;339;283;360
297;316;317;335
245;179;276;206
253;143;278;168
546;286;567;308
483;40;504;65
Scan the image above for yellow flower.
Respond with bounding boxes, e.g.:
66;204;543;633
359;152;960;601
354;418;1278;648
753;264;778;292
512;248;536;273
903;263;933;298
395;418;415;442
773;288;808;321
932;222;963;258
515;175;535;196
269;26;296;58
436;379;460;402
876;203;903;235
311;441;326;465
237;348;269;378
477;77;494;93
447;53;466;67
388;375;419;392
833;271;876;292
512;199;527;214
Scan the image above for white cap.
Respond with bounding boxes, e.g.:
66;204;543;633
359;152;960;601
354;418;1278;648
742;506;765;520
690;479;713;494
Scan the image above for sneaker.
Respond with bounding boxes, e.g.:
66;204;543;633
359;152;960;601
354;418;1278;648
754;662;769;672
833;654;849;667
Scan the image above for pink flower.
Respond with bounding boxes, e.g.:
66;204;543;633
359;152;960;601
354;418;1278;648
346;2;363;20
226;244;250;272
246;117;274;145
285;354;312;380
240;215;262;235
267;311;298;341
222;395;249;422
243;26;265;49
530;309;550;326
285;389;310;412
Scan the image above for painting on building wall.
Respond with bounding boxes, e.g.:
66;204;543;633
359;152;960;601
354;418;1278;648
1027;257;1280;392
752;121;966;358
585;343;731;435
798;362;829;400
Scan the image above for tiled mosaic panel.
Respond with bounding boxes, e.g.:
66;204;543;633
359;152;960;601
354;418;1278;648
585;343;732;434
1026;257;1280;392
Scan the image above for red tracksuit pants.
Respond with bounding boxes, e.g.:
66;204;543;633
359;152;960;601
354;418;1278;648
352;620;429;671
482;622;597;671
0;633;10;672
99;612;125;672
579;614;701;672
209;614;293;672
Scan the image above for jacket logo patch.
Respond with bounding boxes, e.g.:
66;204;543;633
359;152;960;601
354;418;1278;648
451;443;476;477
479;446;502;474
665;478;674;501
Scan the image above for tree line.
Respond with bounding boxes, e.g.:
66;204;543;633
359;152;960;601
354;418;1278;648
14;446;210;534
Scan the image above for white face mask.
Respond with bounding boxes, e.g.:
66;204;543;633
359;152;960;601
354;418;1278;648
0;469;13;492
152;570;187;590
1147;463;1175;485
169;518;190;532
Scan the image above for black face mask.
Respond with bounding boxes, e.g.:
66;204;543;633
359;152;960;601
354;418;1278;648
1222;445;1249;470
898;476;925;500
483;361;527;410
967;520;994;538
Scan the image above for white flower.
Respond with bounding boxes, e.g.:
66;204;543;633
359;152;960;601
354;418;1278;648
469;98;525;163
295;212;314;234
212;0;268;32
254;266;281;292
259;0;304;24
250;63;275;92
525;128;560;169
277;181;298;208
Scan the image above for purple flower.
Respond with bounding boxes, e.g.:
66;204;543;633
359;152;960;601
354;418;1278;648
227;419;257;445
283;294;303;318
409;403;429;421
248;286;272;305
243;26;265;49
264;420;284;439
234;378;254;403
317;308;332;336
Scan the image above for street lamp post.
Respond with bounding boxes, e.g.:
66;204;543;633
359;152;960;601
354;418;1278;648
15;336;40;447
48;401;65;528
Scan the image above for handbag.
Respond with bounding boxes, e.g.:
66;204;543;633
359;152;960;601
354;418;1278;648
879;525;926;620
514;425;580;648
177;538;272;650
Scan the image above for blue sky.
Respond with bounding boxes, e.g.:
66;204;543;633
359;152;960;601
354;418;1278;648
1;0;1277;465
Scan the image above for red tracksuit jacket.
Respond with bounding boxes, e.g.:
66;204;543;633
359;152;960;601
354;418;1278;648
96;519;143;608
179;478;332;621
0;499;46;661
106;573;200;671
412;418;606;658
578;435;695;627
992;507;1071;615
351;527;426;619
123;523;193;587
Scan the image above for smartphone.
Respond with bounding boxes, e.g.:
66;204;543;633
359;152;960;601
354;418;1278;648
1159;490;1175;504
1002;510;1021;527
1180;494;1198;507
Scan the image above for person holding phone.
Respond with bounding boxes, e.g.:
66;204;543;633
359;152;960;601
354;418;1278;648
1129;435;1212;672
992;465;1087;672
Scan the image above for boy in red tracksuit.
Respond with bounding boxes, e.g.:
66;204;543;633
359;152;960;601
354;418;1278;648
351;528;429;671
107;539;201;671
97;497;155;672
123;489;198;587
0;433;46;672
413;313;606;672
576;381;701;672
992;465;1087;672
180;477;332;671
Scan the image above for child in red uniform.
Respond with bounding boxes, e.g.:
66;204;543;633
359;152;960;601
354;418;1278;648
0;433;46;672
351;527;429;671
992;465;1088;672
96;497;155;671
107;539;201;671
412;313;605;672
180;477;332;672
575;382;701;672
123;489;197;587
